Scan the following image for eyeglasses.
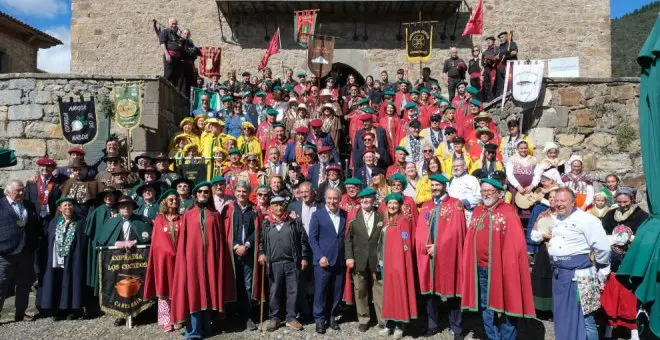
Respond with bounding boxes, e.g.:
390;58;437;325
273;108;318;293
364;138;373;142
423;150;433;153
257;193;269;197
197;190;210;194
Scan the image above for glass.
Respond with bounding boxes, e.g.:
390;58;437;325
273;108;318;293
423;150;433;153
197;190;210;194
257;193;268;197
364;138;373;142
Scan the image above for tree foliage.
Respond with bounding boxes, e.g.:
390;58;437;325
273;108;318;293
611;2;660;77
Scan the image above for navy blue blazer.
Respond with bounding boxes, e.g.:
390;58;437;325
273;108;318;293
282;141;300;164
354;166;372;187
308;207;346;267
244;104;259;128
306;133;340;164
307;162;334;190
352;127;391;169
0;197;40;256
25;179;60;222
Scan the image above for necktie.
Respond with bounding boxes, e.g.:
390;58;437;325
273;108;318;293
320;163;326;183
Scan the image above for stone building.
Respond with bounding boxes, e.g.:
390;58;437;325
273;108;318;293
0;11;62;73
70;0;611;82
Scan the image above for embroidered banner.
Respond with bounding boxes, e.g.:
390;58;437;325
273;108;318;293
294;10;319;48
99;246;153;317
190;87;221;113
113;83;142;130
199;47;221;77
511;60;545;103
58;96;98;145
405;22;433;62
307;35;335;78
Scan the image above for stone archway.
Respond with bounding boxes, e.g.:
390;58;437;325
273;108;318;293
321;63;365;90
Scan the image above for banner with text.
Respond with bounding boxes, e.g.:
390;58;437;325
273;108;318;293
307;35;335;78
99;246;153;317
113;83;142;130
294;10;319;48
58;97;98;145
405;22;433;62
199;47;222;78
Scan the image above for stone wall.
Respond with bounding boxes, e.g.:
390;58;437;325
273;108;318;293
0;30;38;73
0;73;188;187
70;0;611;80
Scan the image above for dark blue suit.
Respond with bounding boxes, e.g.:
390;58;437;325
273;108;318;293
354;166;372;187
308;207;346;325
352;127;391;169
306;133;340;164
306;162;333;190
282;141;301;164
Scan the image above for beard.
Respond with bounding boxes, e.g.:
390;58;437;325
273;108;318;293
483;196;498;207
452;170;464;177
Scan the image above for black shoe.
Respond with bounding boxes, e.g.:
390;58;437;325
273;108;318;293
424;328;440;337
316;323;326;334
66;313;80;321
246;319;257;331
329;319;340;331
114;317;126;327
358;323;369;332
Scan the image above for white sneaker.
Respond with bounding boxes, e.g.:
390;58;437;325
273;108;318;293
379;327;392;336
393;328;404;339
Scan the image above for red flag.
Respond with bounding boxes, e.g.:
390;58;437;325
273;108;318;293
258;28;280;71
199;47;221;77
462;0;483;36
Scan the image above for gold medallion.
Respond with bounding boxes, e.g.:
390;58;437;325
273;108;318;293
16;220;26;227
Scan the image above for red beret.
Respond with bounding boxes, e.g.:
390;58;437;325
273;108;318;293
362;148;376;157
318;145;333;154
36;157;56;167
310;119;323;128
359;113;374;121
326;164;341;173
68;147;85;155
295;126;309;135
361;132;376;140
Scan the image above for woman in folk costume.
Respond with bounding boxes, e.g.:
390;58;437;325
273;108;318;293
378;193;417;339
37;197;86;320
533;142;566;181
236;121;262;166
237;153;267;204
561;154;595;210
208;147;228;180
319;104;343;151
439;107;464;140
505;140;538;217
589;192;611;220
283;98;300;139
466;127;501;163
379;102;405;162
528;186;559;315
169;133;193;167
601;174;621;208
194;114;207;138
168;118;201;153
291;103;312;135
416;156;444;204
525;168;561;253
143;190;182;332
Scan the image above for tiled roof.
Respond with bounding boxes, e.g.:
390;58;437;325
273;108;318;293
0;10;62;48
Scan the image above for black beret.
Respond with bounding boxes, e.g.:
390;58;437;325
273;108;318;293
507;120;520;127
498;31;508;38
444;126;457;134
408;119;421;129
430;114;442;122
452;136;465;144
371;167;385;177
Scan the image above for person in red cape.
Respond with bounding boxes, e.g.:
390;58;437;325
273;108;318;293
144;190;182;332
378;91;396;119
345;187;385;332
338;178;363;306
266;123;289;160
223;148;246;196
379;103;405;161
256;108;279;151
171;182;236;338
450;82;469;125
378;193;417;339
439;107;464;139
460;178;535;339
379;173;418;238
222;180;261;331
386;147;408;180
416;174;467;338
394;81;412;114
466;127;501;163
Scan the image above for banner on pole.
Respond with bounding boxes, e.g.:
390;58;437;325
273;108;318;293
307;35;335;78
113;83;142;130
405;22;433;62
511;60;545;103
294;10;319;48
199;47;221;77
259;28;281;71
58;97;98;145
98;246;153;317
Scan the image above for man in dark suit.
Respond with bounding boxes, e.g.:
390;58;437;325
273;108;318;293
354;150;384;188
352;114;390;169
315;164;345;203
0;179;40;321
307;146;334;190
345;188;384;332
308;187;346;334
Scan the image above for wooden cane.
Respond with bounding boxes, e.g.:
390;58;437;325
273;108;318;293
259;261;265;332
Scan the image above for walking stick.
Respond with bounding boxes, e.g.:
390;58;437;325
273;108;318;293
260;262;265;332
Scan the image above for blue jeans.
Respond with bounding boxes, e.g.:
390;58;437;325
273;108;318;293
584;314;598;340
478;267;517;340
185;311;211;339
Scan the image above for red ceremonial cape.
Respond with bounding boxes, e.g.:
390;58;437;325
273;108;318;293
466;138;502;162
223;203;264;301
451;97;469;126
423;197;467;297
171;206;236;324
256;121;273;151
460;201;535;318
379;116;405;161
378;196;418;240
394;92;411;114
381;215;418;322
439;121;464;139
415;201;436;294
340;195;360;305
144;214;181;300
386;163;405;180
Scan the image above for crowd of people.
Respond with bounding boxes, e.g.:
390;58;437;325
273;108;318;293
0;17;648;340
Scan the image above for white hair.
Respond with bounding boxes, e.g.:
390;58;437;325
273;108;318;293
4;179;23;195
325;187;342;199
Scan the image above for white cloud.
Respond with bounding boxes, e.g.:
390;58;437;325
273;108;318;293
37;26;70;73
0;0;68;18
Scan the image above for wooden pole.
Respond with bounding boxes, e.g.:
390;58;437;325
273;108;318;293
259;262;266;332
127;129;132;168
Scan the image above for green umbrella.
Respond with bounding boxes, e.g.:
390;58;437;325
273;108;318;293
0;148;17;168
616;16;660;337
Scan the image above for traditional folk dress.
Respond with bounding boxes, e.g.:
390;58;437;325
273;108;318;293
171;205;236;325
379;115;405;162
144;214;182;326
601;225;638;331
84;204;117;296
379;214;417;323
506;154;538;219
340;194;360;305
561;172;595;209
527;206;555;312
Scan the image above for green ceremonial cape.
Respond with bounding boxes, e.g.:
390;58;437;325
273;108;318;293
85;205;115;293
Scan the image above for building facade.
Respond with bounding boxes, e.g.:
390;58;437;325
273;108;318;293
0;11;62;73
70;0;611;81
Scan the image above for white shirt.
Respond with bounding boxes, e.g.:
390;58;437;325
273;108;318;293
447;174;482;210
301;201;317;235
326;206;341;234
546;209;610;265
362;209;375;237
121;220;132;241
6;196;27;221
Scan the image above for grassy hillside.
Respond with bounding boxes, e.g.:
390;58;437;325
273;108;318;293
611;2;660;77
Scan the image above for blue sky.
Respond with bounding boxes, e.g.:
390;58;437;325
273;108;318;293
0;0;657;72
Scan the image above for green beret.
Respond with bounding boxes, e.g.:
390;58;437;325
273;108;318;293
158;189;177;204
356;187;377;198
296;72;307;77
466;86;479;95
255;91;267;97
344;178;363;187
470;99;482;107
271;123;285;129
420;88;430;94
219;84;229;90
429;174;450;183
228;148;242;155
384;193;403;203
304;142;318;152
395;146;409;155
56;196;76;206
384;91;395;96
457;81;468;88
480;178;505;191
256;184;270;191
242;90;252;97
357;98;370;106
404;102;417;110
210;175;226;185
283;83;294;91
439;98;450;104
410;89;420;94
361;107;374;114
193;181;212;193
266;108;279;116
273;85;282;91
220;96;234;103
389;173;408;189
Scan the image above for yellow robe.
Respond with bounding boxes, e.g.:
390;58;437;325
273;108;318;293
237;135;263;167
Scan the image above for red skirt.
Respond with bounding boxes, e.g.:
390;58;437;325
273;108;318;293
600;273;637;329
